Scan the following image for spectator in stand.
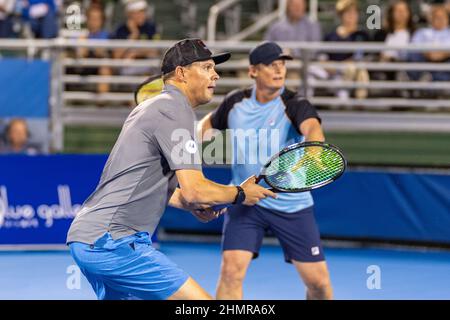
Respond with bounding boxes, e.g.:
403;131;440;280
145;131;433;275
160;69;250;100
0;118;40;155
263;0;324;96
323;0;370;100
371;0;416;97
374;0;415;63
111;0;160;99
21;0;58;38
76;4;112;94
324;0;370;62
112;0;158;61
264;0;322;58
0;0;16;38
409;5;450;82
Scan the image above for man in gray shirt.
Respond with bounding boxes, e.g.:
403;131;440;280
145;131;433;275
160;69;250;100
67;38;275;300
264;0;322;58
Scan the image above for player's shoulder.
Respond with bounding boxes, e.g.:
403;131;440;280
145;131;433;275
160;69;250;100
138;92;186;120
281;88;312;107
222;87;252;105
210;87;252;130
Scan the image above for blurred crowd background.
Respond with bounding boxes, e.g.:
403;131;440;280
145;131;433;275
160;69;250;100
1;0;449;164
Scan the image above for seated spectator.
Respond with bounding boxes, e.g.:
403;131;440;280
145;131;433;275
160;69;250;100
264;0;321;58
374;0;415;63
409;5;450;82
112;0;159;67
324;0;370;61
371;0;415;97
0;118;40;155
323;0;370;100
21;0;59;38
76;4;112;94
263;0;323;96
0;0;16;38
111;0;160;101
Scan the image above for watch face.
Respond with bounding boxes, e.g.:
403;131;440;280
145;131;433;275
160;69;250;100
237;189;246;204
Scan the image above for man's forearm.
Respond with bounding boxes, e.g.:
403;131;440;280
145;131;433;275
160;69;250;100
181;179;238;207
305;127;325;142
170;182;238;210
300;118;325;142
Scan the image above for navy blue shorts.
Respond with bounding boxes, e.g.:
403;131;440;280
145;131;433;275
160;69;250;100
222;204;325;263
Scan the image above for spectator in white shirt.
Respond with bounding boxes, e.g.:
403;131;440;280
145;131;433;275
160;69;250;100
374;0;415;62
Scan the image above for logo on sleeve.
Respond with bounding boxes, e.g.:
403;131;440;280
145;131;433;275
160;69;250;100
311;246;320;256
185;140;198;154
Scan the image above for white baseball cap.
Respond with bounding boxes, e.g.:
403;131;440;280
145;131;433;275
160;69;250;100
125;0;148;12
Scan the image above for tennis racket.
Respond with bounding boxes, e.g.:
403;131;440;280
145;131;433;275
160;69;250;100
209;141;347;211
134;74;164;105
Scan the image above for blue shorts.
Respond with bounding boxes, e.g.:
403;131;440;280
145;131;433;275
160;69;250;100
222;205;325;263
68;232;188;300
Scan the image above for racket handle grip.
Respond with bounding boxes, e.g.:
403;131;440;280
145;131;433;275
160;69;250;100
198;203;231;212
210;203;231;211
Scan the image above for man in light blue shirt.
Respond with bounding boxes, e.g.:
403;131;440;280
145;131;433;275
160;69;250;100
199;42;333;300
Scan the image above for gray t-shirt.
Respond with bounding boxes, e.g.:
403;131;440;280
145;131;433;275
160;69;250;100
66;85;202;244
264;16;322;58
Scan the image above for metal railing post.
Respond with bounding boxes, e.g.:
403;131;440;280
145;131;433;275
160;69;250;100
278;0;286;18
49;42;64;152
300;48;310;98
207;0;240;42
309;0;318;22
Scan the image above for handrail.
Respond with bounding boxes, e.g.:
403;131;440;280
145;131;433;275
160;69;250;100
61;75;450;91
309;0;318;22
207;41;450;52
62;58;161;68
228;10;280;41
2;38;450;52
62;106;450;133
61;57;450;72
207;0;240;42
310;97;450;109
61;92;450;109
227;0;287;41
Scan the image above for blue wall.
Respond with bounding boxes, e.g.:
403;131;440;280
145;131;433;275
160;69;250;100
0;155;449;245
0;59;50;118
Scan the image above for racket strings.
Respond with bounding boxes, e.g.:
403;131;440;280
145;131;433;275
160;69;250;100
264;146;345;191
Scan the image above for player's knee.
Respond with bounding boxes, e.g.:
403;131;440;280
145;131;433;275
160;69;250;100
305;277;331;293
220;260;247;284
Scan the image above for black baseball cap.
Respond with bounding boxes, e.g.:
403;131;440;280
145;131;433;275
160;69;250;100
249;41;293;65
161;38;231;75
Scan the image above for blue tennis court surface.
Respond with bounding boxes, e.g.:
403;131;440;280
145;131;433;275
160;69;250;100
1;242;449;300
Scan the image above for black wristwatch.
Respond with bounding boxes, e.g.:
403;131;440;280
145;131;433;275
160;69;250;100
233;186;246;205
